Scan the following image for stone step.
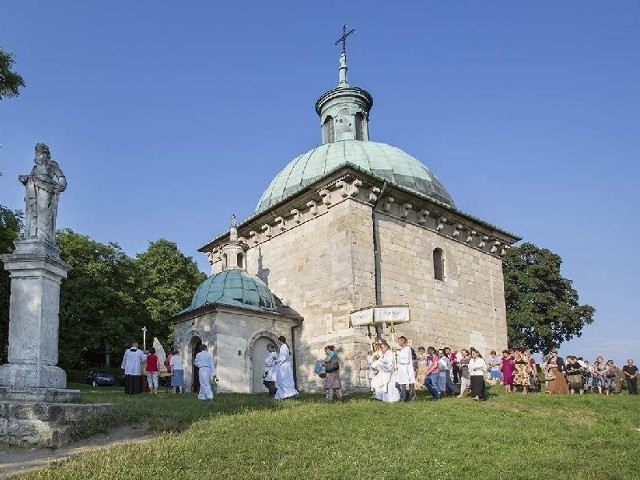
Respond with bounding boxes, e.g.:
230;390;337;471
0;402;113;448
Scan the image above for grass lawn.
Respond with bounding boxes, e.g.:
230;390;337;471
17;385;640;480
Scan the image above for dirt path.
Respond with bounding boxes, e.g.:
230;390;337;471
0;425;154;478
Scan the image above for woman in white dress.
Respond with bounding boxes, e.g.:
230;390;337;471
274;336;299;400
396;336;416;402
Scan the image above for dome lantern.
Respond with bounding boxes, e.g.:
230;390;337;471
315;25;373;144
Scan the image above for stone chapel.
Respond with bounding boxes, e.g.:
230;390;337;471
170;45;519;394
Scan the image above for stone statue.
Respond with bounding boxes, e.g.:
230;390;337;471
18;143;67;241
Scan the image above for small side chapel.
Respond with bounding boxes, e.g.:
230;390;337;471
171;32;519;394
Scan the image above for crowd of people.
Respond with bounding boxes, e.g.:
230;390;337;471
122;337;637;402
120;342;204;399
492;349;638;396
361;340;638;403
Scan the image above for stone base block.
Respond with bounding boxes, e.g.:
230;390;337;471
0;401;112;448
0;364;67;389
0;387;81;403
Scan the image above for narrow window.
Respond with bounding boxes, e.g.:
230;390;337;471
433;248;445;281
222;253;228;271
355;112;366;140
323;116;334;143
237;252;244;270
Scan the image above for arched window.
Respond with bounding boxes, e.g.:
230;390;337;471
323;116;334;143
222;253;228;271
236;252;244;270
433;248;445;281
354;112;366;140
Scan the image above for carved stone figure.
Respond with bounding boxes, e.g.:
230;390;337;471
19;143;66;241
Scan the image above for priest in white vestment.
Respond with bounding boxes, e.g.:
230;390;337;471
194;344;216;400
370;340;400;403
274;336;299;400
121;342;147;395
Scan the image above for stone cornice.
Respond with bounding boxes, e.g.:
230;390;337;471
169;301;303;325
199;166;520;259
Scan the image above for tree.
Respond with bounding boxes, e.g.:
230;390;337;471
0;206;23;362
57;229;148;369
134;239;206;346
0;47;25;100
502;242;595;353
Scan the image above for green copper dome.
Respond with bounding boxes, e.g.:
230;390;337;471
187;269;276;312
256;140;455;213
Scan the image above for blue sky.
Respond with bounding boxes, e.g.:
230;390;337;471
1;2;638;365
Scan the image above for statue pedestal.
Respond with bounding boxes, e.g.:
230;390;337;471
0;238;70;389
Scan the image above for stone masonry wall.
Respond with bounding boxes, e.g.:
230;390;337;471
375;212;508;353
245;200;376;391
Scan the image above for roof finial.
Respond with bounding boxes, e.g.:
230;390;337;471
335;25;354;87
335;24;355;55
229;214;238;242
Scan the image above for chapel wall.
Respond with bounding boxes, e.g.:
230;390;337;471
244;199;377;391
375;213;509;354
173;310;294;394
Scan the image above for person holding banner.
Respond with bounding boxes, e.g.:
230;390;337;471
370;340;400;403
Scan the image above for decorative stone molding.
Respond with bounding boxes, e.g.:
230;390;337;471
466;230;477;244
383;196;395;212
319;189;332;206
290;208;301;223
307;200;318;215
400;203;412;219
368;186;380;203
336;178;362;198
199;169;517;259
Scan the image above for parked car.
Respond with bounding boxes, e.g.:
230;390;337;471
83;371;117;386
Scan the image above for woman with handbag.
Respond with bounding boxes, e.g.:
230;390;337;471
321;345;342;401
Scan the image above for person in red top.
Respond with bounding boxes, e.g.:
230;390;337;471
146;347;159;395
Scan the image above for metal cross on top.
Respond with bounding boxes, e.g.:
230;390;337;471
335;24;355;54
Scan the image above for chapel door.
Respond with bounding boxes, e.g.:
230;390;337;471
191;337;202;393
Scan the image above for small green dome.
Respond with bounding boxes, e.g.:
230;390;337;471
187;269;276;312
256;140;455;213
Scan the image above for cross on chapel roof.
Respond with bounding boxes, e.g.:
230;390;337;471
335;24;355;55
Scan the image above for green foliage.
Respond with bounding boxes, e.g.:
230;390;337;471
134;239;206;345
19;387;640;479
55;231;205;369
0;47;25;100
0;205;23;362
503;242;595;353
57;229;147;369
